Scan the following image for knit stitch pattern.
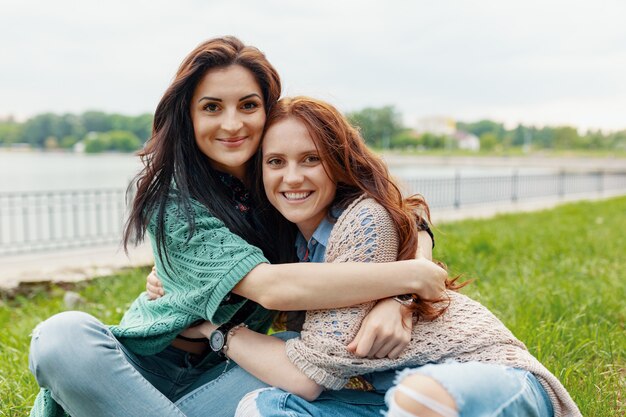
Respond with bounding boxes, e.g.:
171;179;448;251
30;194;273;417
285;195;581;417
110;195;271;355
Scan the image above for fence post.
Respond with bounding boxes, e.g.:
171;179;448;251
558;170;565;198
454;170;461;209
512;169;519;203
22;194;29;244
597;170;604;195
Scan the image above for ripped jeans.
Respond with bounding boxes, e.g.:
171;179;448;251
239;362;554;417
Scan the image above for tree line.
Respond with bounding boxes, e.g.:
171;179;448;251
1;108;624;153
346;106;626;152
0;111;152;153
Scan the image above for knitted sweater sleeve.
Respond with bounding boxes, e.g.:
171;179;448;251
110;197;269;355
285;196;400;389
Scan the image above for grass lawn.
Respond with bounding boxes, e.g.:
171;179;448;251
1;196;625;416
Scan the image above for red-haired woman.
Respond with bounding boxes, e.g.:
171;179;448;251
175;97;580;417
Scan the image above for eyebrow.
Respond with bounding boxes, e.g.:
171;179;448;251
198;93;262;103
263;148;318;157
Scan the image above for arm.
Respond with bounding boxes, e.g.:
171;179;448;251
144;237;446;308
233;258;446;311
183;322;323;401
147;198;446;314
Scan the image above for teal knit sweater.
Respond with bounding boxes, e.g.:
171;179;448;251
30;195;275;417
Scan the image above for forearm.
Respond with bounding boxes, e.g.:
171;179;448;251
233;260;437;311
225;329;323;401
417;230;433;260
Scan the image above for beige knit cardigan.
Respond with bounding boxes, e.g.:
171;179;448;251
285;195;581;417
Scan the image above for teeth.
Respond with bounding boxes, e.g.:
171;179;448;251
283;192;311;200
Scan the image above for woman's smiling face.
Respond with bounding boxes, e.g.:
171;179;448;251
190;65;266;180
262;118;337;240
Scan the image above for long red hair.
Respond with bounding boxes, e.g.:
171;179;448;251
263;97;463;321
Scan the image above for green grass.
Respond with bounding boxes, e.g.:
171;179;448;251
434;196;625;416
1;197;625;416
0;269;149;416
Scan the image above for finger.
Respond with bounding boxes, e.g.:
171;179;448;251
372;340;396;359
347;325;364;353
354;330;376;358
146;285;158;300
386;343;407;359
147;271;160;287
366;336;388;358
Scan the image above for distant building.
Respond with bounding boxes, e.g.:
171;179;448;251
414;116;480;151
73;141;86;153
414;116;456;136
453;131;480;151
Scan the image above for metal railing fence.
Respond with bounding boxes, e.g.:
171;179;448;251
1;171;625;256
401;170;626;209
0;189;128;256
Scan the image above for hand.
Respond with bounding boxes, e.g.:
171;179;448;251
146;266;164;300
410;256;447;300
179;321;218;339
346;298;413;359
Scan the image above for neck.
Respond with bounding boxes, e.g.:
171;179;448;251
297;218;325;242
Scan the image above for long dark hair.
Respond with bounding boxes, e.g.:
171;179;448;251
123;36;282;264
257;97;464;320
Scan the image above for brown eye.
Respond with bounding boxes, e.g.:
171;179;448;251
241;101;260;111
266;158;283;167
203;103;220;112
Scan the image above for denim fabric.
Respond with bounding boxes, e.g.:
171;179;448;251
251;362;554;417
29;311;188;416
28;311;303;417
385;361;554;417
253;388;386;417
177;331;302;417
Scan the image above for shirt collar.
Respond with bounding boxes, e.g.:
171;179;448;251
294;207;343;262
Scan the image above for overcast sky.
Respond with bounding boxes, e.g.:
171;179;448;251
1;0;625;131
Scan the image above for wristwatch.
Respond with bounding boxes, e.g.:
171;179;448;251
394;294;418;306
209;301;256;356
209;322;240;356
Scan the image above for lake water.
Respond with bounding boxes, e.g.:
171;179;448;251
0;151;555;193
2;151;622;255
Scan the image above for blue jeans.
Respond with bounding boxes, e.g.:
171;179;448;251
250;362;554;417
28;311;292;417
386;362;554;417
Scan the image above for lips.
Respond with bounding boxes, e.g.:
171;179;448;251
217;137;247;147
282;191;312;201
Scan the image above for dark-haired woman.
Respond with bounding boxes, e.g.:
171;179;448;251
28;37;446;417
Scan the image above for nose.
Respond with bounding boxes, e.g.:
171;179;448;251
284;164;304;186
221;109;243;133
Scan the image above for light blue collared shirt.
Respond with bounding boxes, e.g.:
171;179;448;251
294;208;344;263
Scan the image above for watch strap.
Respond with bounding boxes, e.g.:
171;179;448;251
212;300;257;355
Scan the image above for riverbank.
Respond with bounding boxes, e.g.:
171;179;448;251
380;152;626;172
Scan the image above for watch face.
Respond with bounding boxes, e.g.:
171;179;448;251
209;330;225;352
